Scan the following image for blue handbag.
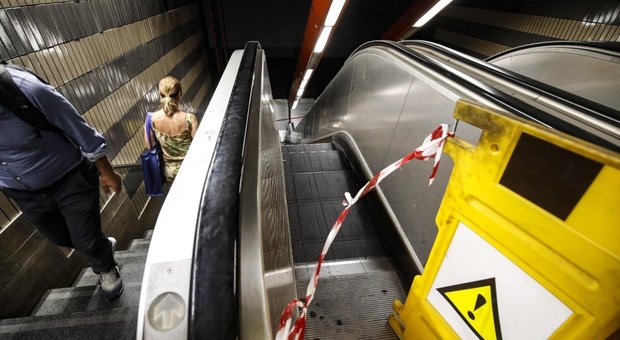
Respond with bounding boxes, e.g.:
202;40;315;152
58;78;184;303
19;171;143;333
141;112;165;196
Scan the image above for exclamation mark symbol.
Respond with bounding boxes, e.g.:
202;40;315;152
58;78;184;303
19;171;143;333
467;294;486;320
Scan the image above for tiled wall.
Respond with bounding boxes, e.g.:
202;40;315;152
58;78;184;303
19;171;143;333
0;0;214;317
0;0;213;230
424;0;620;58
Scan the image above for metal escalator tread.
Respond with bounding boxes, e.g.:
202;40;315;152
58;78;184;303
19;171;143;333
295;259;404;339
283;143;387;263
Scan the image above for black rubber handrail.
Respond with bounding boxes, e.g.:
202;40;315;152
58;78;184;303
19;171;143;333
402;40;620;126
485;40;620;61
349;40;618;152
188;41;260;339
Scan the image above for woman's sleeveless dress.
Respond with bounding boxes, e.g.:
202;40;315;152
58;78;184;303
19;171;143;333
153;113;193;181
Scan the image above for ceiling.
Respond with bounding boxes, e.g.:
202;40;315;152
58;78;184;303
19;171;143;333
205;0;525;101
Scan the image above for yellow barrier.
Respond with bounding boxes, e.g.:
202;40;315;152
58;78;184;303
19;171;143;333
389;100;620;339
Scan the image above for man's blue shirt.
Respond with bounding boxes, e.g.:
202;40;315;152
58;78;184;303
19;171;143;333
0;67;107;190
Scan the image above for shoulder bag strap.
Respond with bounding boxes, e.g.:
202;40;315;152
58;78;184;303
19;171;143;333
145;112;155;149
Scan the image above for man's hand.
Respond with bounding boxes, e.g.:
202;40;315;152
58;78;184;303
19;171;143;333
100;171;122;193
94;157;123;194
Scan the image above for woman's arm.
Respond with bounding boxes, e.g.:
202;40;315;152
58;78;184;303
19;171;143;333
144;113;157;149
143;123;154;149
189;113;199;138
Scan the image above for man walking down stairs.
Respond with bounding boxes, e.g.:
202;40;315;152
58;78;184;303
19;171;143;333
0;230;153;339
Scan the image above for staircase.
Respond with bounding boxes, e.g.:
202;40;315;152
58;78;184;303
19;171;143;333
0;230;152;339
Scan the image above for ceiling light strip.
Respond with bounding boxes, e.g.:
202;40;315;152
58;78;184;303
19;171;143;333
324;0;346;26
313;26;333;53
413;0;452;27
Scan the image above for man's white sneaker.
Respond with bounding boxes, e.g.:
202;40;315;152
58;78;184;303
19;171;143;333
100;236;123;301
108;237;117;252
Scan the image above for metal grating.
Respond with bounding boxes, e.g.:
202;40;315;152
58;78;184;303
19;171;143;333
295;259;404;340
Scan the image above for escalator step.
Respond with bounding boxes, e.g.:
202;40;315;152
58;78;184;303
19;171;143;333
287;150;349;173
288;199;385;263
281;143;334;154
286;171;358;202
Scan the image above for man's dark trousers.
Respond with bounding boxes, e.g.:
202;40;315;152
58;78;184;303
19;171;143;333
2;159;116;273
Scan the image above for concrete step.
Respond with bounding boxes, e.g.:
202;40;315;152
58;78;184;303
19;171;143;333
73;261;146;288
32;281;142;317
127;239;150;252
142;229;153;240
113;248;148;263
0;307;137;339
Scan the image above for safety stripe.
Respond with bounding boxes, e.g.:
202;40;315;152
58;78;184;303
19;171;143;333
276;124;452;340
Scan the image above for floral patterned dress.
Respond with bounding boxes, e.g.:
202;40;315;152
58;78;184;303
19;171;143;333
153;113;193;182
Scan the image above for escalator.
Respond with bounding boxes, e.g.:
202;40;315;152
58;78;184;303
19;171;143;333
282;142;405;338
274;40;619;338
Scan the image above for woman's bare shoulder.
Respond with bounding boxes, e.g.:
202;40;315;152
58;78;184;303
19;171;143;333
151;109;166;120
182;111;198;121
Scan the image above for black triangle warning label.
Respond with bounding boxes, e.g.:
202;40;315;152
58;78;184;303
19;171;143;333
437;278;502;340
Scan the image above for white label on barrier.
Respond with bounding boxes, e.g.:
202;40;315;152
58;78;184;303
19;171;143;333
427;222;572;340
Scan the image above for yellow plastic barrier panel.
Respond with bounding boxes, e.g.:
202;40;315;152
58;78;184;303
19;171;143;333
389;100;620;339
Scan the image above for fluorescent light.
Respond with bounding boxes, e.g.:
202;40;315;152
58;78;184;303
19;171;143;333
303;68;314;80
299;78;309;90
297;87;305;97
325;0;346;26
314;26;333;53
412;0;452;27
292;100;299;110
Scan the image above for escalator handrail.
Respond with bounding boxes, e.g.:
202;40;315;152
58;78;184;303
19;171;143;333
401;40;620;126
188;41;260;339
346;40;618;152
484;40;620;61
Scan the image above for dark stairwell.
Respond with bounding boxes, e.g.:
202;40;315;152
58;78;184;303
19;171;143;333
0;230;153;339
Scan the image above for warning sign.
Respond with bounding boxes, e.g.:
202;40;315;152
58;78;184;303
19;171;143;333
427;223;572;339
437;278;502;340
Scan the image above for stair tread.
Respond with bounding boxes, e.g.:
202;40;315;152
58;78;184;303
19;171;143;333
33;282;142;316
111;249;148;260
0;307;136;339
127;239;150;251
74;262;146;287
142;230;153;240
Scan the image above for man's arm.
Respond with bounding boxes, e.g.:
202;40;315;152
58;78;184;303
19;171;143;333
94;156;122;194
21;71;108;160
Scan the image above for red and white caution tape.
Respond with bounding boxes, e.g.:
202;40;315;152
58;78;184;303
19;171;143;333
275;124;452;340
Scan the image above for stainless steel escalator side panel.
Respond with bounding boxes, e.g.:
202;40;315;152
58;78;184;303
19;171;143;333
489;45;620;113
406;41;620;147
239;50;297;338
296;47;484;271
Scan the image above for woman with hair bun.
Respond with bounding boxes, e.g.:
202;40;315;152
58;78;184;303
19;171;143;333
144;76;198;182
